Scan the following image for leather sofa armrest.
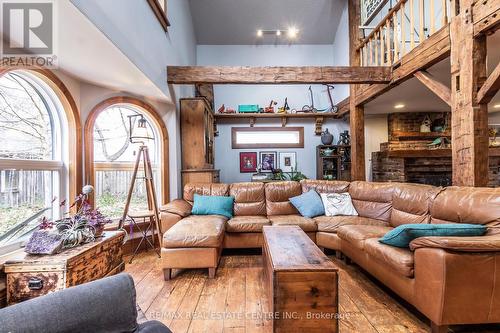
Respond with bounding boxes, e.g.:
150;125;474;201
410;235;500;252
160;199;192;218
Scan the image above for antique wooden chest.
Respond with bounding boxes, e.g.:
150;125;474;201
4;230;125;304
263;226;339;333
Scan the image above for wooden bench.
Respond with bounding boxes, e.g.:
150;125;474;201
262;225;339;333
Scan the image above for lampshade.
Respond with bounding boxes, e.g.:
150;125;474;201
130;115;153;143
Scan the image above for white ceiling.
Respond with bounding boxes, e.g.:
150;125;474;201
365;32;500;115
188;0;345;45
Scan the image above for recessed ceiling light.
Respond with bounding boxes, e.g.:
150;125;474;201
257;29;263;37
276;30;281;36
494;104;500;109
394;103;405;109
287;27;298;38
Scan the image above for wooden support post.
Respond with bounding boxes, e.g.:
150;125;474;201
349;0;366;181
450;1;489;187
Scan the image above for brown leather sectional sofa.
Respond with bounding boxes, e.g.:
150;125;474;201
160;180;500;331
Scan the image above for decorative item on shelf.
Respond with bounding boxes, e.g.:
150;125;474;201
420;114;432;133
218;104;236;114
259;151;277;172
278;152;297;173
489;125;500;147
238;104;259;113
338;130;351;145
428;137;451;149
240;152;258;173
277;98;290;114
264;100;277;113
24;185;112;254
321;147;335;156
322;84;339;113
431;113;447;132
321;128;334;145
300;86;317;113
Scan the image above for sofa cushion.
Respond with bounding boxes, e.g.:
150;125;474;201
192;194;234;219
364;238;414;277
337;225;393;250
289;190;325;218
390;183;441;227
268;215;317;232
430;187;500;231
226;216;271;233
183;183;230;205
163;215;226;248
230;182;266;216
379;223;487;248
320;192;358;216
349;181;395;222
314;215;390;233
300;179;350;194
265;181;302;216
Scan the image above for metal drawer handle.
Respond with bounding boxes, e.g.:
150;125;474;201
28;277;44;290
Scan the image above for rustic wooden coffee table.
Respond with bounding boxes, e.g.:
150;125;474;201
262;225;339;333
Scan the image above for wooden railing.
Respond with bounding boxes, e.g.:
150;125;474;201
358;0;454;66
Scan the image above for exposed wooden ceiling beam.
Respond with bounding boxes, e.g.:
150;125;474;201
477;62;500;104
413;70;451;106
335;97;350;117
167;66;392;84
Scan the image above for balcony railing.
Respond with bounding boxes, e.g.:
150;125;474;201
358;0;454;66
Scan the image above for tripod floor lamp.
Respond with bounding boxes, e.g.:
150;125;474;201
120;114;162;261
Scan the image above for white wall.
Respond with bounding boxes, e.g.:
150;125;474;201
68;0;197;198
364;115;389;181
332;2;350;101
197;44;350;183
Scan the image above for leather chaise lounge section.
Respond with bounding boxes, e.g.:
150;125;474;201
160;180;500;330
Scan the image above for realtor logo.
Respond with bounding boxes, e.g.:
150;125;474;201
1;0;57;68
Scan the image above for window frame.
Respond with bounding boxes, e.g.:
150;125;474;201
147;0;170;32
84;97;170;210
231;127;305;149
0;68;82;251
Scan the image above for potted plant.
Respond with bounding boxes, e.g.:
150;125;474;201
25;185;112;254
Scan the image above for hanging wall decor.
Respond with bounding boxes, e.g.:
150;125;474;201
259;151;277;172
279;152;297;173
240;152;258;173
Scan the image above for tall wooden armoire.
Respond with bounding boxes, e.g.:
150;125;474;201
180;98;220;187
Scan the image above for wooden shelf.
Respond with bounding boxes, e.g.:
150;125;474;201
214;113;340;119
391;131;451;140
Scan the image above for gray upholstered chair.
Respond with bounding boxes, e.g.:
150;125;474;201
0;273;171;333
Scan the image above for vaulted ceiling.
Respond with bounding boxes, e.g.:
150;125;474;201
188;0;345;45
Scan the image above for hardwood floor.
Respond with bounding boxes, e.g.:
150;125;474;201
125;250;500;333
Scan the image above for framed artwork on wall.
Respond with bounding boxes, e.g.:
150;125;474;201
279;152;297;173
239;152;257;173
259;151;277;173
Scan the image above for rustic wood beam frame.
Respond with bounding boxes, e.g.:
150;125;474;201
414;70;452;106
477;62;500;104
167;66;392;85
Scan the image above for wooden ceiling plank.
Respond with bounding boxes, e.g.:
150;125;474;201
167;66;392;84
477;62;500;104
413;70;452;106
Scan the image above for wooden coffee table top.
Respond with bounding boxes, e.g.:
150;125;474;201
263;225;338;272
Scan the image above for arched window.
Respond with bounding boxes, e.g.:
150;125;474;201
86;98;168;220
0;71;70;243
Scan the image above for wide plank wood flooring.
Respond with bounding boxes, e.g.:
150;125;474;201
125;250;500;333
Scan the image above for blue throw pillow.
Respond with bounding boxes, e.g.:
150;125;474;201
379;223;487;248
289;190;325;218
191;194;234;219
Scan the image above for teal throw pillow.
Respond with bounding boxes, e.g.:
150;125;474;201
379;223;487;248
289;190;325;218
191;194;234;219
